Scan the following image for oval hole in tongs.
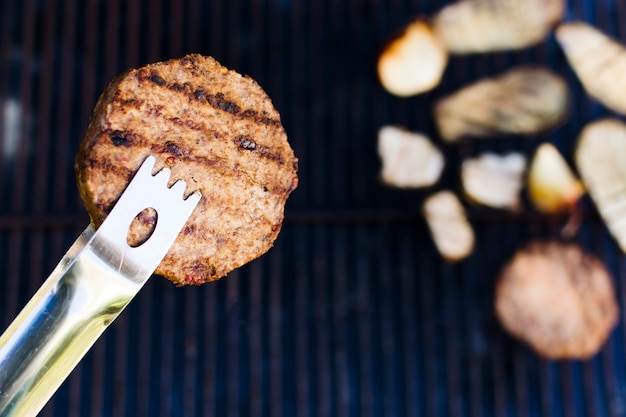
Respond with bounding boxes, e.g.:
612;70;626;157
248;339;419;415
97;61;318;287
126;207;158;248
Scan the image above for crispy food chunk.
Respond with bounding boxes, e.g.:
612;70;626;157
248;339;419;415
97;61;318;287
377;126;444;188
461;152;526;210
434;67;568;142
495;241;618;360
575;119;626;253
527;143;584;214
423;190;475;261
433;0;564;54
557;22;626;116
377;19;448;96
75;54;298;285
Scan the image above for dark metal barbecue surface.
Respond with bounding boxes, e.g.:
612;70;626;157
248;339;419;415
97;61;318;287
1;0;626;416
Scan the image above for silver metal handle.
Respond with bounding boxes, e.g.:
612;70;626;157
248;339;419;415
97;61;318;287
0;156;201;416
0;225;141;416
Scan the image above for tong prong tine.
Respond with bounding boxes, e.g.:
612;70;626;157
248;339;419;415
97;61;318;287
169;179;188;198
93;155;202;279
153;166;172;186
185;190;202;205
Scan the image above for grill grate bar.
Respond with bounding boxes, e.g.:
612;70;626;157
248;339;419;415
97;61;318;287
443;264;462;417
32;1;56;215
398;227;419;417
354;226;374;417
294;226;311;417
51;0;78;213
419;236;439;417
225;270;241;417
10;0;35;216
0;2;10;207
181;287;200;417
465;259;485;417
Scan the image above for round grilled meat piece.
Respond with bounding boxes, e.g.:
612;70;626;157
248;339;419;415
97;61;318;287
75;54;298;285
495;241;618;359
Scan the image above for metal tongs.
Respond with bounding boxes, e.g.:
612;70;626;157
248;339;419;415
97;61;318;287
0;156;201;416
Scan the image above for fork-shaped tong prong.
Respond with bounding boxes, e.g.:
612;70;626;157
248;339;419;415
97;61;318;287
0;156;200;416
90;155;201;282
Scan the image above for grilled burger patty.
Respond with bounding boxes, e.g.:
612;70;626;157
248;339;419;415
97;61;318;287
75;54;298;285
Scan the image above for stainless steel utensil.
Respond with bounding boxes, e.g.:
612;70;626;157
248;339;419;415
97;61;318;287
0;156;201;416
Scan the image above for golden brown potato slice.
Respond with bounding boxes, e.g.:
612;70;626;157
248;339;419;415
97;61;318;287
575;119;626;253
377;19;448;96
423;191;475;261
377;126;444;188
527;143;584;214
433;0;564;54
461;152;526;210
434;67;568;142
556;21;626;116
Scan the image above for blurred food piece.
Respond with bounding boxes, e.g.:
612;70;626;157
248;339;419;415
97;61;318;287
575;119;626;253
377;126;444;188
433;0;564;54
435;67;568;142
461;152;526;210
423;190;475;261
377;19;448;96
557;22;626;116
527;143;584;213
495;240;618;360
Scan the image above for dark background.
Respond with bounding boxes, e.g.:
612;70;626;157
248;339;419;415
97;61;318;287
1;0;626;416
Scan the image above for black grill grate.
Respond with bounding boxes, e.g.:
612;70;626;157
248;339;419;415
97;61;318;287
1;0;626;416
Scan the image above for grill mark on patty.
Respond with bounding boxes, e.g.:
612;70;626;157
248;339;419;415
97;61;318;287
149;73;166;86
114;97;145;109
132;143;294;194
166;116;207;132
206;93;241;114
126;124;289;167
87;157;134;180
136;69;282;127
234;136;286;164
150;141;189;158
105;129;146;147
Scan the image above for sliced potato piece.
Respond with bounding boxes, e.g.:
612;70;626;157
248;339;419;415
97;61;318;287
556;22;626;116
433;0;564;54
434;67;568;142
461;152;526;210
377;18;448;96
575;119;626;253
377;126;444;188
527;143;585;213
423;190;474;261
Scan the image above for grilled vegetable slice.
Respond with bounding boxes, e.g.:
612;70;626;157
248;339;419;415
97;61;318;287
434;67;568;142
377;19;448;96
575;119;626;253
496;240;618;360
433;0;565;54
527;143;584;214
423;191;474;261
556;22;626;116
461;152;526;210
377;126;444;188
